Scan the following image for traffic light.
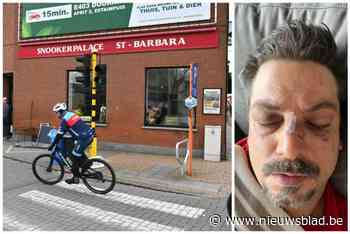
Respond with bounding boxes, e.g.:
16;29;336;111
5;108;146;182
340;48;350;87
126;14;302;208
75;55;92;115
75;55;91;83
94;64;106;84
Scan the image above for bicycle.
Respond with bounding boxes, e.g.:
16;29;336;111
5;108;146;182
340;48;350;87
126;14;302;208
32;138;116;194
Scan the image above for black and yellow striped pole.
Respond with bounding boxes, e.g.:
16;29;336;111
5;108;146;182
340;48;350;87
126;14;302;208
88;50;98;158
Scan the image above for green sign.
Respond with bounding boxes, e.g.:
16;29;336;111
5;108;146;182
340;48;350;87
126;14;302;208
20;3;211;40
20;3;133;39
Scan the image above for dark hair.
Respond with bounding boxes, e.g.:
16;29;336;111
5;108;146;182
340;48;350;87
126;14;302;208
242;20;339;97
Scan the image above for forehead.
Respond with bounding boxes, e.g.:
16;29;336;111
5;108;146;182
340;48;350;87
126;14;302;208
250;60;338;110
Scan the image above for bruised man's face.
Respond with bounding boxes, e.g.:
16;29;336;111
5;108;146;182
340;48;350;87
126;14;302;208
248;60;341;209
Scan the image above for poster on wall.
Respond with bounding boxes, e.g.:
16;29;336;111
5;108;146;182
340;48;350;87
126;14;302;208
203;88;221;114
20;2;211;40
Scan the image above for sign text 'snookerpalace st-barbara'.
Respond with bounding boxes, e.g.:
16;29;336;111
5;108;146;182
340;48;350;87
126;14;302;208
18;29;218;58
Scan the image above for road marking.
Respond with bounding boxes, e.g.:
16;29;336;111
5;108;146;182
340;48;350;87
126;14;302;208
57;182;205;218
5;147;47;154
19;190;182;231
5;145;13;154
5;151;45;154
4;213;41;231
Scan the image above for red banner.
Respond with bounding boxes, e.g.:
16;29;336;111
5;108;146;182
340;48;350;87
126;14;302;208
18;30;218;58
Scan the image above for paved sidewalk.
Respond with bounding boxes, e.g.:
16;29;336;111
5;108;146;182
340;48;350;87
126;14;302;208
4;140;231;199
103;151;231;198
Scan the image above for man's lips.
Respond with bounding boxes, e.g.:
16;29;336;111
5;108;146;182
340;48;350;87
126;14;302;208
270;172;308;186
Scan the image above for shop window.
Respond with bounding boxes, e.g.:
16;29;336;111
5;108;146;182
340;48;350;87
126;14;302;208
145;67;195;128
67;67;107;123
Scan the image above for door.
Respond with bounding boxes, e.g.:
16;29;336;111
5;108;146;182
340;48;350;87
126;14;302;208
3;73;13;136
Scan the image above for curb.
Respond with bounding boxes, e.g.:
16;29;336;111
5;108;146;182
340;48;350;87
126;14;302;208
115;171;225;198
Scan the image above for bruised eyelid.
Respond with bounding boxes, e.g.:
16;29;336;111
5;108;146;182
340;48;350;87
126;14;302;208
305;113;335;125
251;110;283;123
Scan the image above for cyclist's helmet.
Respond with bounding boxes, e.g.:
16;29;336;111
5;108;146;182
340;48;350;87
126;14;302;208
52;102;67;113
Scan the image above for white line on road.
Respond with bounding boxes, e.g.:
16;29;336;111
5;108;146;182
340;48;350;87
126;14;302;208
5;151;46;154
19;190;182;231
5;147;47;154
57;182;205;218
3;213;41;231
5;145;13;154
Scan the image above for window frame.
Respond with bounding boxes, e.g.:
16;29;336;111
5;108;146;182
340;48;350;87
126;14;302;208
144;66;196;129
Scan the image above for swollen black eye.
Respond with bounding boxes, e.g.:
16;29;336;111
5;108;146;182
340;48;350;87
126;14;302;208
306;121;331;130
259;120;282;127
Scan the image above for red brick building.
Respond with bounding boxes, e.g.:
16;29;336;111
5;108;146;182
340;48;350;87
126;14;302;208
3;3;229;158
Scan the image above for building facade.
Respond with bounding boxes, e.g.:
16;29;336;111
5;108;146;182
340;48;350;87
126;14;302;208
3;3;229;158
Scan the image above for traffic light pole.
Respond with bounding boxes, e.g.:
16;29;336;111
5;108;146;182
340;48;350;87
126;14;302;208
89;51;98;157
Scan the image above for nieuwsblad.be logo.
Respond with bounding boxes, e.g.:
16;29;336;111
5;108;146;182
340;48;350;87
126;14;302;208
26;4;72;23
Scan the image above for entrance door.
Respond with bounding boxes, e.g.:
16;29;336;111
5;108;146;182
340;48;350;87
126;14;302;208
3;73;13;137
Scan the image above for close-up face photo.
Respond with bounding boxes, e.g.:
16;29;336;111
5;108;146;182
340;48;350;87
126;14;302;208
234;2;347;232
248;59;340;211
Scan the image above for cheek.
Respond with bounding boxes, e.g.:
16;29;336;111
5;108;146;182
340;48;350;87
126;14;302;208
248;122;277;155
248;124;277;183
305;131;339;180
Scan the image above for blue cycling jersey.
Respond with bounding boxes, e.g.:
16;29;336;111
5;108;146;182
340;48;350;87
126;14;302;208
58;112;94;140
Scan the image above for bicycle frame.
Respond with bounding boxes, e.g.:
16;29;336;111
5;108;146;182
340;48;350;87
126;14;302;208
51;144;73;170
52;146;111;184
51;142;94;176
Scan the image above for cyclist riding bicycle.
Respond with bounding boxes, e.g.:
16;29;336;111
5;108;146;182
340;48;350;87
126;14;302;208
48;102;95;184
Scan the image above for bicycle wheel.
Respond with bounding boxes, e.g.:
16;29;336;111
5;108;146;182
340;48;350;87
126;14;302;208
81;158;116;194
32;154;64;185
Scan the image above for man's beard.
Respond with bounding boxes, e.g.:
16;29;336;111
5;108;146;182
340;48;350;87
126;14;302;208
261;158;320;208
262;183;317;208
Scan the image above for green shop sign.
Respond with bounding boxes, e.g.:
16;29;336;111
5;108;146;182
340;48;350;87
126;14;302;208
20;2;211;39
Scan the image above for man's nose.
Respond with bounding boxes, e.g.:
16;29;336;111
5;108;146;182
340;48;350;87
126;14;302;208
276;123;305;160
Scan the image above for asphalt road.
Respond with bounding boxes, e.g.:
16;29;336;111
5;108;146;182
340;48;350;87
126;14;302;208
3;145;231;231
